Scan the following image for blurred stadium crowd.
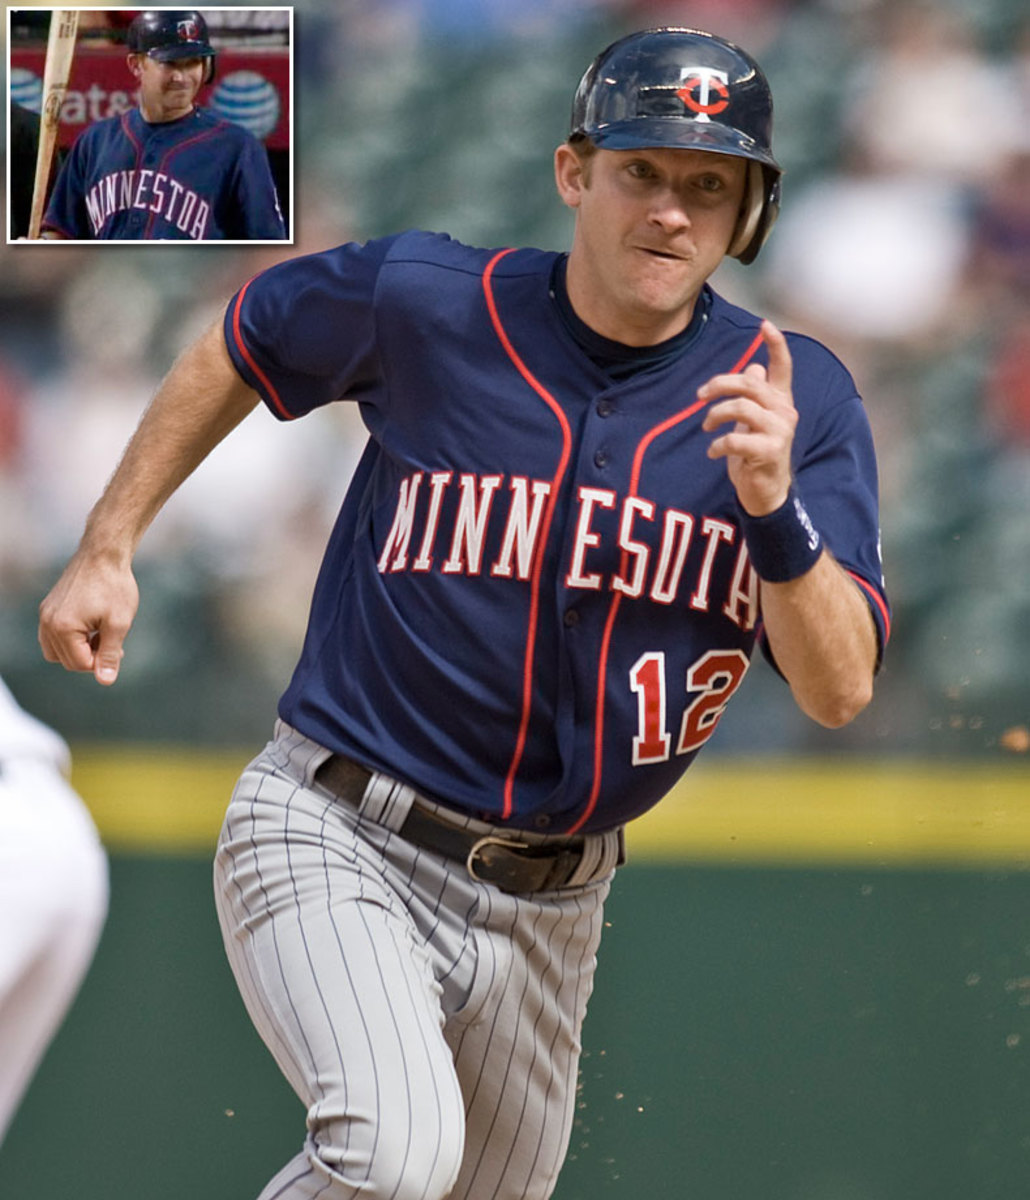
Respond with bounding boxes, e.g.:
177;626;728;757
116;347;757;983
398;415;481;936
2;0;1028;757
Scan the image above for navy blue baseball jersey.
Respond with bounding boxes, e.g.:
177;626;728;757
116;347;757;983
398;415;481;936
225;231;890;834
43;106;285;241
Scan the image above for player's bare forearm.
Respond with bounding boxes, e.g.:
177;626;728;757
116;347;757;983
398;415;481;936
759;552;877;727
39;309;259;684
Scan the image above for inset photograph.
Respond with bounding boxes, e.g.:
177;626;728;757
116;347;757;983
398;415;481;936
8;7;292;242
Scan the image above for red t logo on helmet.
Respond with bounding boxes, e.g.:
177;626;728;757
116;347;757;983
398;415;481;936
677;69;730;122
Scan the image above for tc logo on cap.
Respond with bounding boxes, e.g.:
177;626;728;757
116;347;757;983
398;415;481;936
676;68;730;122
177;18;201;42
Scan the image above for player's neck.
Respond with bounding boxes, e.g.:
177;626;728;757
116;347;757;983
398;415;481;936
568;288;698;348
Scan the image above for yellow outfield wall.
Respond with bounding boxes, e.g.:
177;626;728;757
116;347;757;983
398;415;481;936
69;746;1030;868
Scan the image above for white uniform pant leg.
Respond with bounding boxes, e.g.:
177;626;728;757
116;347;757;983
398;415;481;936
214;756;466;1200
0;758;109;1144
351;780;610;1200
442;878;609;1200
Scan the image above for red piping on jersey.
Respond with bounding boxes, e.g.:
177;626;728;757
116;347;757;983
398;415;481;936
482;248;573;820
230;279;292;418
121;112;142;156
143;119;232;239
847;571;891;641
565;326;767;834
119;114;151;234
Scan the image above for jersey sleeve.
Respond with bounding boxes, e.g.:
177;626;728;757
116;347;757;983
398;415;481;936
223;237;395;418
232;134;286;240
41;135;89;238
799;395;890;651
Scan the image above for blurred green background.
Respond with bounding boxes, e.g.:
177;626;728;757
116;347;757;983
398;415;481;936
3;0;1030;1196
2;846;1029;1200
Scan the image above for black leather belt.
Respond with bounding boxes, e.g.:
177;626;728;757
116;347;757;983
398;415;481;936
314;754;613;895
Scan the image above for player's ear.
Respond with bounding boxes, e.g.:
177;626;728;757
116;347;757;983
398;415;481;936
126;52;144;80
554;143;586;210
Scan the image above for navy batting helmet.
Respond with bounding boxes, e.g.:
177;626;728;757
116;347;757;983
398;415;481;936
127;10;216;83
570;28;782;264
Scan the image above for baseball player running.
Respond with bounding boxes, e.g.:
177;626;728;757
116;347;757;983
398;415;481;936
39;28;890;1200
0;676;108;1146
39;9;285;241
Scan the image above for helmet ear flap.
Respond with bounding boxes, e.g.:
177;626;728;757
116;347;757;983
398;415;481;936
728;161;764;260
729;161;781;264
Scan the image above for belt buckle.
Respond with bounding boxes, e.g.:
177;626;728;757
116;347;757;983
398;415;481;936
466;834;535;886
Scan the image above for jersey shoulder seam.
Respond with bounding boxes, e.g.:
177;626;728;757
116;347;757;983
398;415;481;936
381;232;554;280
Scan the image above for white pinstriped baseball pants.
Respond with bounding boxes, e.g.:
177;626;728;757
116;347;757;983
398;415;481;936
214;723;618;1200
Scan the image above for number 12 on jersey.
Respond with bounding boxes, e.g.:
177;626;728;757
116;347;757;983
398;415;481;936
630;649;750;764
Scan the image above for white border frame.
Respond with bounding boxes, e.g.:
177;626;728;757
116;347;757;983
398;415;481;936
6;5;295;245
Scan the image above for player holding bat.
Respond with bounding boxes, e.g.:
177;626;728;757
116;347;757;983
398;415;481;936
37;9;285;241
39;27;888;1200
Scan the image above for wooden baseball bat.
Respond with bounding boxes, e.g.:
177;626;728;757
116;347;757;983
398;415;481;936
27;9;80;239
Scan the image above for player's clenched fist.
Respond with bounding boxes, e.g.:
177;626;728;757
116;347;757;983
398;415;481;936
699;319;797;517
38;552;139;686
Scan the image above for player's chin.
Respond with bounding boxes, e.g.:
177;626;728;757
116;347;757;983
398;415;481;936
163;94;199;118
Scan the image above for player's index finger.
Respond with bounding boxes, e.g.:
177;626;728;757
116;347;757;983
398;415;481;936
761;319;793;395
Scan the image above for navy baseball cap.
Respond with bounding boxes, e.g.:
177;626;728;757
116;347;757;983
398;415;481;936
571;27;780;172
126;10;215;63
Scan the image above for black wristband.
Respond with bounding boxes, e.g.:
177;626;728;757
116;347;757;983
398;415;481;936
738;485;822;582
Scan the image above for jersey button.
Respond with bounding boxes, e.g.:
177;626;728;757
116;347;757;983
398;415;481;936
594;449;609;468
533;814;552;830
596;399;613;417
563;608;580;628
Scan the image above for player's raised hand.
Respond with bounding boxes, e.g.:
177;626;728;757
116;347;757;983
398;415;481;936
699;320;797;516
38;552;139;686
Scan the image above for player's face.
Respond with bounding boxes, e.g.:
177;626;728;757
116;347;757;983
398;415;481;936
129;54;206;123
556;145;747;346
